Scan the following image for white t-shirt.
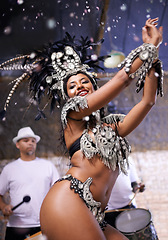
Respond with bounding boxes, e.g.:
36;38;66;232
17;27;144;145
107;157;139;210
0;157;60;227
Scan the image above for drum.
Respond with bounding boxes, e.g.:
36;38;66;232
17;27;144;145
115;208;158;240
24;231;46;240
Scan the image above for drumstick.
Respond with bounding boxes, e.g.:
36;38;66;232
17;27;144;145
105;184;146;213
128;183;145;206
105;208;132;213
105;189;140;213
128;188;140;206
12;195;31;211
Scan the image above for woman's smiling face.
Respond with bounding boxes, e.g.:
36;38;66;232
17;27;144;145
66;73;94;98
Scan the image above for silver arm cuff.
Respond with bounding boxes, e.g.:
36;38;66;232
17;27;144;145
118;43;158;93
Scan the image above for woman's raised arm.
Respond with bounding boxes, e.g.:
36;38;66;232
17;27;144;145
69;18;163;121
113;18;163;137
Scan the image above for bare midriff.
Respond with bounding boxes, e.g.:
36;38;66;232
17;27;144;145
67;150;119;210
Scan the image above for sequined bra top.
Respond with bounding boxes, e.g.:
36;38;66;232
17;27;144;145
69;136;81;158
61;96;131;174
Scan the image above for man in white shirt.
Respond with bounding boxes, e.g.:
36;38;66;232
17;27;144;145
0;127;60;240
105;156;145;228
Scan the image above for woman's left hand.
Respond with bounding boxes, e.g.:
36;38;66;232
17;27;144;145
142;17;163;48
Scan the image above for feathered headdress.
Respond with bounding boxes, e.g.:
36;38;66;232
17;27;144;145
0;32;104;120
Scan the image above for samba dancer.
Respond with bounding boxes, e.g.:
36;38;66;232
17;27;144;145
0;18;163;240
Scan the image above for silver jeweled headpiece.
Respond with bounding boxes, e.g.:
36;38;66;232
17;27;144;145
46;45;98;99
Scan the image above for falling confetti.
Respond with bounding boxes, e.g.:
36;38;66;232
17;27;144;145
46;18;56;29
30;52;36;59
70;12;75;17
17;0;24;5
4;26;12;35
120;4;127;11
91;54;98;61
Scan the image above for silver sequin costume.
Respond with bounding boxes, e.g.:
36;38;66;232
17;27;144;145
60;96;131;228
61;96;131;174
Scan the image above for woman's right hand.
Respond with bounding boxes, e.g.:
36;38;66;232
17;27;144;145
142;17;163;48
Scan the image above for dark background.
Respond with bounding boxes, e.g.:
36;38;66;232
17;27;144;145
0;0;167;70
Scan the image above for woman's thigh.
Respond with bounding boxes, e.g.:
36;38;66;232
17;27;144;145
104;224;129;240
40;181;106;240
40;181;125;240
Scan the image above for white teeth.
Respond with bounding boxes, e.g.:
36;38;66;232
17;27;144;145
78;91;88;96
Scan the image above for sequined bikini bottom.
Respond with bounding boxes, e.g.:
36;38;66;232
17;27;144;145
56;174;107;230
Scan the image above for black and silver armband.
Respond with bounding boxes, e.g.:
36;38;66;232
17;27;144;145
118;43;159;93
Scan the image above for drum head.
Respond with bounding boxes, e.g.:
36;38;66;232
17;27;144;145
115;208;151;233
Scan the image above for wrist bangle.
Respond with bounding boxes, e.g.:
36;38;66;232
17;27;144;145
118;43;164;96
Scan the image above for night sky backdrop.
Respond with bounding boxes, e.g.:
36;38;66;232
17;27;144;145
0;0;167;72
